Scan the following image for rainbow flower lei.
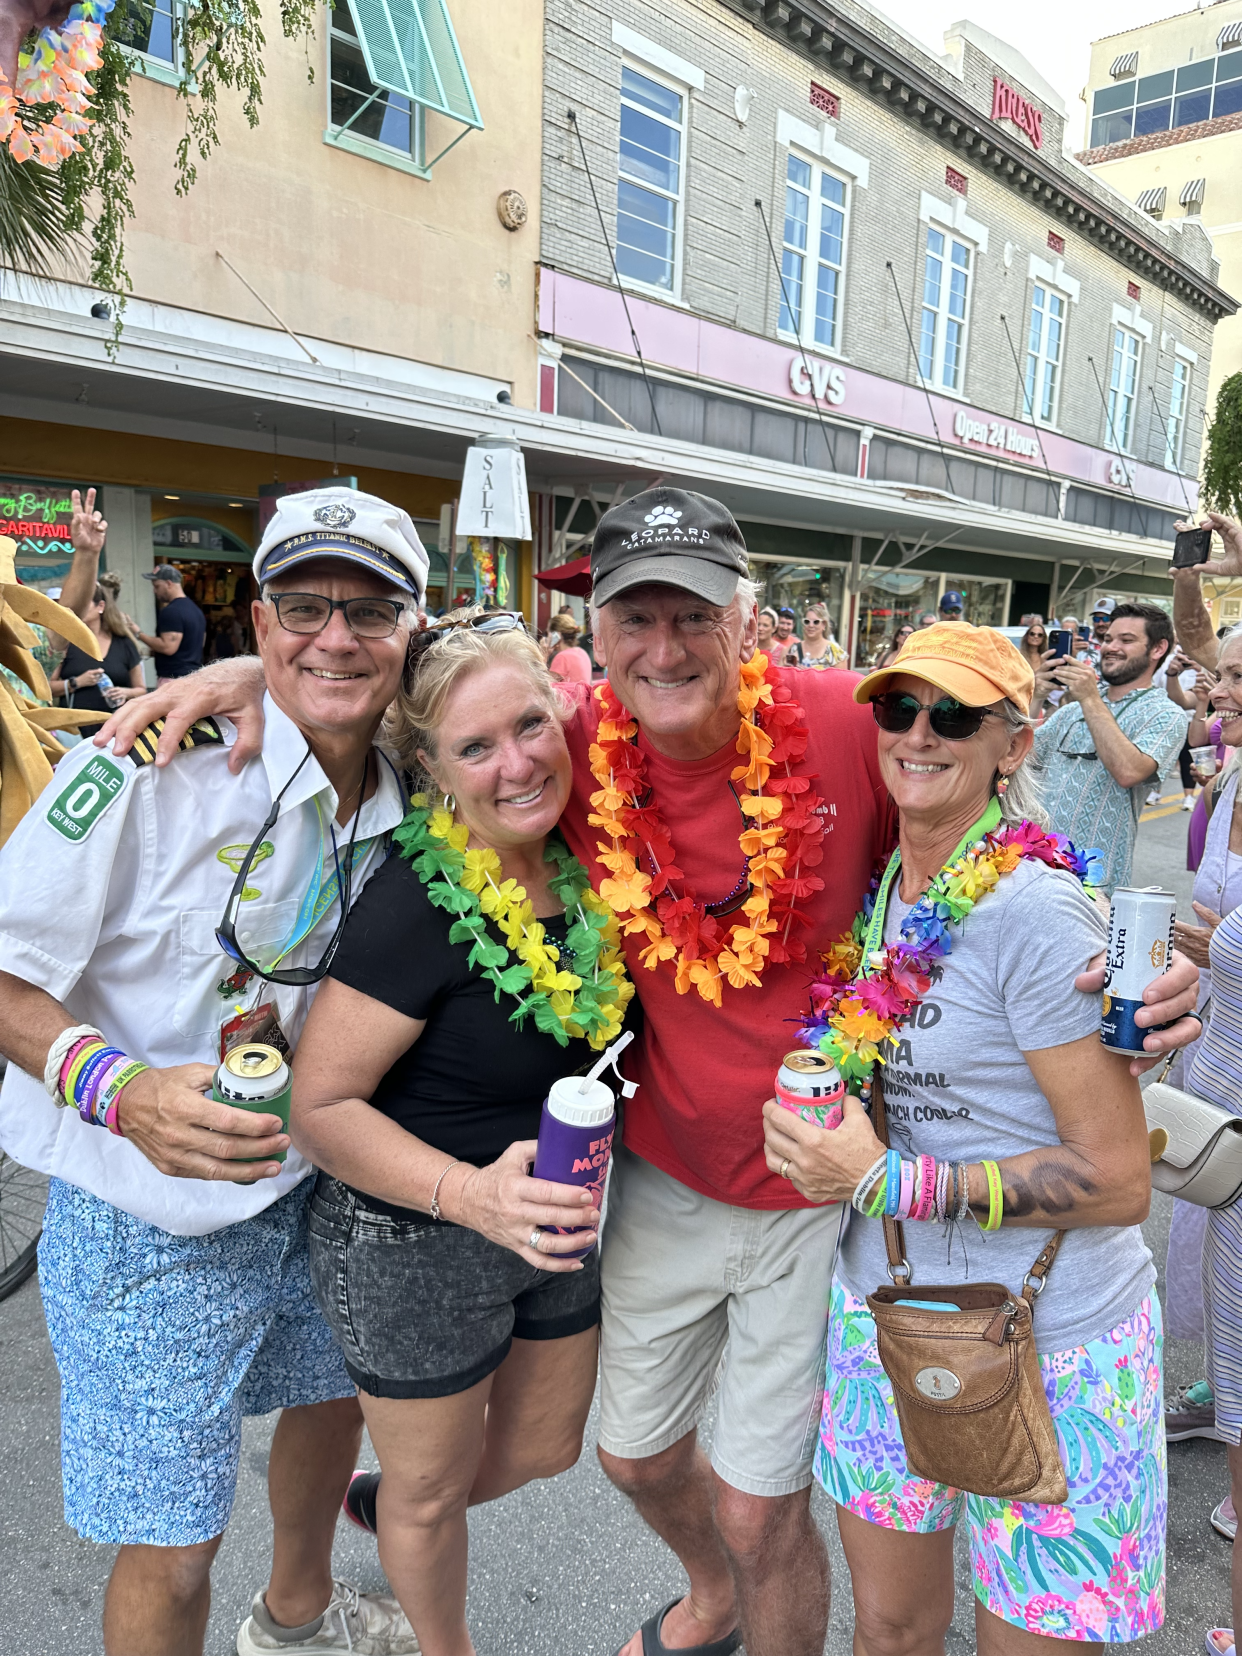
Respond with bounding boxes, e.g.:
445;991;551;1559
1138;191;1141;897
799;820;1104;1085
1;0;115;166
394;798;634;1050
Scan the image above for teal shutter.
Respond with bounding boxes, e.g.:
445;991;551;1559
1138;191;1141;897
344;0;483;128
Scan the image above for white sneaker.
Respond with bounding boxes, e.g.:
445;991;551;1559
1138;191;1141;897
1183;796;1195;811
237;1579;421;1654
1146;789;1162;806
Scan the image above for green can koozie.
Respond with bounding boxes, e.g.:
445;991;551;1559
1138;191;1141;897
213;1042;291;1164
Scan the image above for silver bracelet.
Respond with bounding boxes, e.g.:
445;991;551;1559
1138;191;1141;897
429;1159;459;1221
44;1023;105;1105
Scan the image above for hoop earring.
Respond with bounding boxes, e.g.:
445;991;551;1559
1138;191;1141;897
442;793;456;813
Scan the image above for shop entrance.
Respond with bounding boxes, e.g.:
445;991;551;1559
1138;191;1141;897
154;517;256;661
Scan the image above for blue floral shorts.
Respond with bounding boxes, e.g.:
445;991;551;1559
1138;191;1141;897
38;1176;354;1546
817;1278;1167;1642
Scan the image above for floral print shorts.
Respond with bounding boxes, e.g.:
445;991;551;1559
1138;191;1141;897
39;1176;354;1547
816;1278;1167;1642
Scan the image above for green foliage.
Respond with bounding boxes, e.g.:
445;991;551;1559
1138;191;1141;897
1202;372;1242;520
175;0;318;194
0;145;82;275
60;26;134;343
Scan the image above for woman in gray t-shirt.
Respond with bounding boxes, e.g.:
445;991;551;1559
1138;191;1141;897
763;623;1165;1648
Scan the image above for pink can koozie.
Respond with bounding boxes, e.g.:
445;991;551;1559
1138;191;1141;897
775;1050;846;1130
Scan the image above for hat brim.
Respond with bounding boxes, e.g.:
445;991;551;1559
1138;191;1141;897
256;533;418;597
592;554;739;608
853;660;1019;710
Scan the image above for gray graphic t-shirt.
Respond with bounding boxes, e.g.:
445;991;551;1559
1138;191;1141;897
836;857;1155;1352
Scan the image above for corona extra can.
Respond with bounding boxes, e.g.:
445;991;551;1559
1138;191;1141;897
1100;887;1177;1054
775;1050;847;1130
212;1042;292;1162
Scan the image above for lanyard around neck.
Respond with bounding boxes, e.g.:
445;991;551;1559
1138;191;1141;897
862;795;1003;966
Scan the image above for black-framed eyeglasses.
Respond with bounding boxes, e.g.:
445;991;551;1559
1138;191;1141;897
270;592;408;639
426;607;527;638
214;748;369;985
871;692;998;741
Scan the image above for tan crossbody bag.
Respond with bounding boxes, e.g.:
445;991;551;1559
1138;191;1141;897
864;1077;1069;1504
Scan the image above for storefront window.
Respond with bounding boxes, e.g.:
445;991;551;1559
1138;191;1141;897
854;572;940;668
945;576;1010;628
754;562;847;642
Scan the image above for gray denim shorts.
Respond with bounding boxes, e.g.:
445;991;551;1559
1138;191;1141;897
307;1173;601;1398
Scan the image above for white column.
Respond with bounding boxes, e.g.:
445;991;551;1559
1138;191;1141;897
99;487;156;685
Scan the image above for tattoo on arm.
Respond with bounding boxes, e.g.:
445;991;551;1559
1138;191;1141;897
971;1154;1098;1220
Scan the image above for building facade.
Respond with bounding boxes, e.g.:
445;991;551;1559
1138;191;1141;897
534;0;1233;661
1;0;545;647
1081;0;1242;423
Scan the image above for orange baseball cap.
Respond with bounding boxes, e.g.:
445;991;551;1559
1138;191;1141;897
854;622;1035;714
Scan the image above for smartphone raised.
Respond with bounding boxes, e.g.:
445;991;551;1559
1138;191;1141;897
1172;526;1213;569
1048;628;1074;658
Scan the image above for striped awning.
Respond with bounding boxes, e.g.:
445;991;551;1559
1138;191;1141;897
1136;185;1167;215
1180;177;1207;208
1110;50;1139;78
1219;20;1242;49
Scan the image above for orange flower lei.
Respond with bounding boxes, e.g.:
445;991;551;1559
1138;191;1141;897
586;652;826;1006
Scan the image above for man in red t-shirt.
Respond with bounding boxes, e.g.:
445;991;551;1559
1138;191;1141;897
561;487;892;1656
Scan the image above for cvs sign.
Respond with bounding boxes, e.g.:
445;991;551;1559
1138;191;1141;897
789;355;846;405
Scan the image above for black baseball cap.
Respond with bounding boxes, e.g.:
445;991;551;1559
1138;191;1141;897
590;487;749;607
143;564;182;582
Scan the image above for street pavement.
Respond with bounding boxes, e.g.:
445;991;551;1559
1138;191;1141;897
0;784;1233;1654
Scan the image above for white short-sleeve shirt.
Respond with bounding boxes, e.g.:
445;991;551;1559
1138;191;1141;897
0;695;405;1235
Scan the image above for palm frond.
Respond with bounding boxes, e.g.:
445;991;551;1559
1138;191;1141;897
0;145;80;277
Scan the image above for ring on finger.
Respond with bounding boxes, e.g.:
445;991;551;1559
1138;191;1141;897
529;1227;542;1250
780;1158;791;1179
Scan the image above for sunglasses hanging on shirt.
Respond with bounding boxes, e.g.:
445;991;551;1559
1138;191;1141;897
214;747;370;985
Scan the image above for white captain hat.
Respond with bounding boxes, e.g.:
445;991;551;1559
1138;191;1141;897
253;487;429;602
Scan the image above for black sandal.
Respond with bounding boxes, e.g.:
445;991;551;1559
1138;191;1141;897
616;1598;742;1656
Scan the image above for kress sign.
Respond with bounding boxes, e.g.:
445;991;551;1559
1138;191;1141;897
991;76;1043;150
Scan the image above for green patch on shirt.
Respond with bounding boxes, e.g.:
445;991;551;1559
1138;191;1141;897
46;755;128;843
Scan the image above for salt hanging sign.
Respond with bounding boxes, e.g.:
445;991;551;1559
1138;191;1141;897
456;435;532;539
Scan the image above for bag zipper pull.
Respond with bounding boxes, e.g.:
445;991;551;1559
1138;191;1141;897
982;1300;1017;1345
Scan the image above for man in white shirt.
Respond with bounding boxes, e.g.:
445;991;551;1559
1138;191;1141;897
0;489;425;1656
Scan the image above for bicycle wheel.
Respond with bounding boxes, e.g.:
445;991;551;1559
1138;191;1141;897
0;1152;49;1301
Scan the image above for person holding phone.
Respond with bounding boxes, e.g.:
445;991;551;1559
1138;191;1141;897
1032;603;1188;895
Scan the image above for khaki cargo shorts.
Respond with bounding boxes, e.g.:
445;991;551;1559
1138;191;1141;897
598;1143;844;1498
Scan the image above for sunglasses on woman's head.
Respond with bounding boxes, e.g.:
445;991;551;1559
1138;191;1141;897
871;692;997;741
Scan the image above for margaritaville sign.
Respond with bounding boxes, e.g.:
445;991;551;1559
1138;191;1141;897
0;483;77;574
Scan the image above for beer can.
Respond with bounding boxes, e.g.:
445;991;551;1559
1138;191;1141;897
1100;888;1177;1054
212;1042;292;1162
775;1049;847;1130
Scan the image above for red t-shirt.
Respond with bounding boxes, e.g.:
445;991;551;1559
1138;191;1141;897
560;668;894;1210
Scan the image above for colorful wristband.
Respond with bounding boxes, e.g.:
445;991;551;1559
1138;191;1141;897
852;1155;887;1215
885;1150;902;1217
982;1160;1004;1232
74;1046;124;1122
63;1037;108;1106
913;1154;937;1221
98;1061;147;1133
897;1157;916;1220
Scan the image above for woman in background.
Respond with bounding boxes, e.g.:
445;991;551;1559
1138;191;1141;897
544;613;592;684
49;582;146;730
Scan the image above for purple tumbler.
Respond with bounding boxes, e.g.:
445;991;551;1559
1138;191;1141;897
532;1032;636;1260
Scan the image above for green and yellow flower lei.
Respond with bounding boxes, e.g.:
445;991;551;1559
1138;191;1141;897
394;798;635;1050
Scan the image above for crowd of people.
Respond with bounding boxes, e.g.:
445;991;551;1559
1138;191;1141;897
4;481;1242;1655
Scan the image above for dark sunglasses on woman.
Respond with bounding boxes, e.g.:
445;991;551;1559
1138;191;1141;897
870;691;997;741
